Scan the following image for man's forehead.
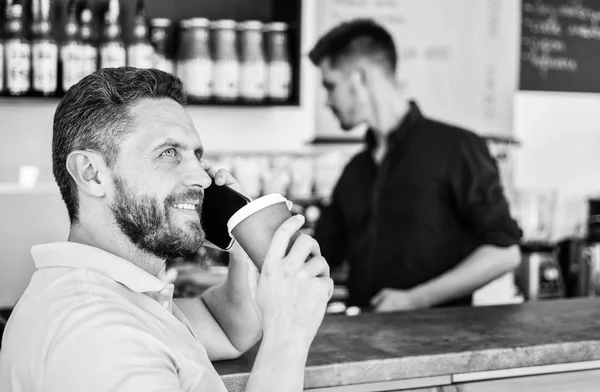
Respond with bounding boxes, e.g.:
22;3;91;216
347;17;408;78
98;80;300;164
320;58;350;81
126;98;202;150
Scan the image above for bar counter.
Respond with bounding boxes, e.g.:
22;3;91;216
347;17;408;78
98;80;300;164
213;298;600;391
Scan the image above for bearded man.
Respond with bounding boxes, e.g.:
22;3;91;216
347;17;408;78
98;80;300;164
0;67;332;392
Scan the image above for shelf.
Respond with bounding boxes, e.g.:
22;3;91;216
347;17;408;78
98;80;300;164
310;134;522;146
0;0;303;107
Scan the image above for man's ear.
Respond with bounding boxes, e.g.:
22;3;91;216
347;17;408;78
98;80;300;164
66;150;108;198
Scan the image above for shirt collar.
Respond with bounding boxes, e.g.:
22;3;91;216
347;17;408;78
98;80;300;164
365;100;423;151
31;242;168;293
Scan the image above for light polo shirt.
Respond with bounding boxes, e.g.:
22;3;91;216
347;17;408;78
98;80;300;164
0;242;228;392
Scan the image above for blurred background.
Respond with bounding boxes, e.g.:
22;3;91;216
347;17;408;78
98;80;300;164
1;0;600;320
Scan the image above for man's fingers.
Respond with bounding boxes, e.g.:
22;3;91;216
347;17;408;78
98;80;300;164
213;168;234;186
370;290;386;307
287;234;321;270
263;215;305;271
200;159;216;177
302;256;330;278
317;277;335;300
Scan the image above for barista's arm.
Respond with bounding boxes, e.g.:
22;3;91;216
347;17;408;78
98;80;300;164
373;133;523;311
408;244;520;308
416;133;522;305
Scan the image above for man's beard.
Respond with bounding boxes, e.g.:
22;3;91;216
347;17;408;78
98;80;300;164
110;173;205;260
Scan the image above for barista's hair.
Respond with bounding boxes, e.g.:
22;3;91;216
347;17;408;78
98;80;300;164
308;18;397;75
52;67;187;224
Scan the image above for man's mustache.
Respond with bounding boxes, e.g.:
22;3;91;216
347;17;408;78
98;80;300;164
165;188;204;209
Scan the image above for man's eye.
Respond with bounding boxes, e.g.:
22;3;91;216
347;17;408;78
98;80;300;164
161;148;177;158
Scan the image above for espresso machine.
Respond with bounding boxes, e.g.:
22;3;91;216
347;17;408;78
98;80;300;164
512;189;565;300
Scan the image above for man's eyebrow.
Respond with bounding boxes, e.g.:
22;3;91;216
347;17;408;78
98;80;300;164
151;139;182;152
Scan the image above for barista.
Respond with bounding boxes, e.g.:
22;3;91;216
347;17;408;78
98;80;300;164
310;19;523;312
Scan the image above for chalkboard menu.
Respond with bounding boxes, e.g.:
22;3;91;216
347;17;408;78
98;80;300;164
520;0;600;93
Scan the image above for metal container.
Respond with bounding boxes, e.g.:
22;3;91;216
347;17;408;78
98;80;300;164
515;242;565;301
587;198;600;242
576;242;600;297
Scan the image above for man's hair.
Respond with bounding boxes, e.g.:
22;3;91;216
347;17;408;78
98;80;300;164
52;67;187;224
308;19;397;75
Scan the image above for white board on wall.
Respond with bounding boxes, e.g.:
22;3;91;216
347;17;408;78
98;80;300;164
314;0;520;140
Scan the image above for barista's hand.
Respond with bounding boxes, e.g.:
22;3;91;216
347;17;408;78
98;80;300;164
256;215;334;347
371;288;424;312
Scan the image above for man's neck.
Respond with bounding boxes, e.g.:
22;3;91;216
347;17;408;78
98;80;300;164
369;86;410;164
68;221;165;276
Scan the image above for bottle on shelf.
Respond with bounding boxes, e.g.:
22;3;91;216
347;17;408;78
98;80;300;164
60;0;81;93
211;19;240;102
100;0;126;69
177;18;212;101
79;0;98;79
4;0;31;96
0;0;7;94
31;0;58;97
0;23;4;94
238;20;267;102
149;18;174;74
127;0;154;69
265;22;292;102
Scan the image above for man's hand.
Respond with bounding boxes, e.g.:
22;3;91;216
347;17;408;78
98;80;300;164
256;215;334;346
370;288;424;313
200;158;246;195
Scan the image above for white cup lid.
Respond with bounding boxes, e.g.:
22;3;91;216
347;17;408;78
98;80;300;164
227;193;293;235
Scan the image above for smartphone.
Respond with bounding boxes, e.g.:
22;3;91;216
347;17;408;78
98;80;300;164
201;183;251;250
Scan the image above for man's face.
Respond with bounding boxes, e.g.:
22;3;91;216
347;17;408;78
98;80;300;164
108;98;211;260
320;58;371;131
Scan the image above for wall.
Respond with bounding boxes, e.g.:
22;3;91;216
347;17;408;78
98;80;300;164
513;91;600;240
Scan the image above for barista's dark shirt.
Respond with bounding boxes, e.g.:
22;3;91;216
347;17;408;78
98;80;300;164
315;102;522;308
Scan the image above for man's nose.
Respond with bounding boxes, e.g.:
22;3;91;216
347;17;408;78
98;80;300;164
182;158;211;189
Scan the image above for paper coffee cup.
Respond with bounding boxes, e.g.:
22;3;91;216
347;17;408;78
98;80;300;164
227;193;294;270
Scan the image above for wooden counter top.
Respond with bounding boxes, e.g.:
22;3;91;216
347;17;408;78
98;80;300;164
214;298;600;391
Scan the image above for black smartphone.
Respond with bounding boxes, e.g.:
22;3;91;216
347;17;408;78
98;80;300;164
201;183;251;250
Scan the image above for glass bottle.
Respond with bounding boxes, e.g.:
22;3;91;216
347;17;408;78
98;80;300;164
31;0;58;96
127;0;154;68
0;0;6;94
265;22;292;102
79;0;98;79
211;19;239;102
0;42;3;95
0;28;4;94
60;0;80;92
100;0;126;68
4;0;31;96
177;18;212;101
149;18;174;74
238;20;266;102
